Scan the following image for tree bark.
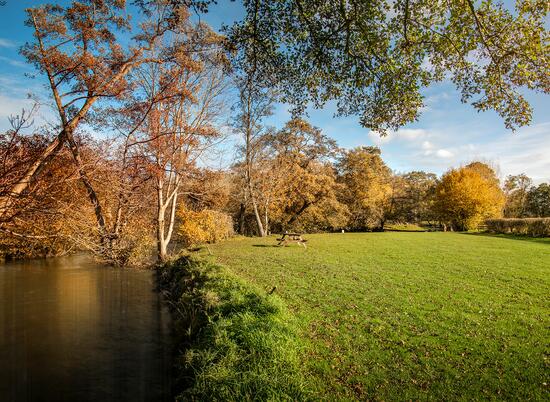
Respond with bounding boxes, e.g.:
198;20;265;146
238;202;246;234
248;183;265;237
285;200;311;228
157;178;168;262
65;130;108;244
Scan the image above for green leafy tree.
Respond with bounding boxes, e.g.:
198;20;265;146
503;173;533;217
525;183;550;217
395;171;438;224
227;0;548;133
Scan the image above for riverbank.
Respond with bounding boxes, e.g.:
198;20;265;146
157;255;311;400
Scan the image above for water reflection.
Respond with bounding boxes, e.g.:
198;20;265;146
0;255;172;402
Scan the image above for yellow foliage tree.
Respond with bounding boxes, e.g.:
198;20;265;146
337;146;392;230
177;204;233;247
435;163;505;231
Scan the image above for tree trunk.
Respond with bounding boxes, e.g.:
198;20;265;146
157;179;167;262
264;202;269;235
286;200;311;227
157;213;168;262
249;188;265;236
65;130;108;245
238;202;246;234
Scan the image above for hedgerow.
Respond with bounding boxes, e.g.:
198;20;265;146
157;256;311;401
486;218;550;237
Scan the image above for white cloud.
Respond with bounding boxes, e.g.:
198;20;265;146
372;122;550;184
0;38;16;48
421;140;434;150
0;94;56;132
435;149;453;158
473;123;550;184
368;130;392;145
368;128;429;145
397;128;428;140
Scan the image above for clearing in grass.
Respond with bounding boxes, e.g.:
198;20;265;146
199;232;549;400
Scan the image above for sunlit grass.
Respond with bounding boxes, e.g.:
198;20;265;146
205;232;550;400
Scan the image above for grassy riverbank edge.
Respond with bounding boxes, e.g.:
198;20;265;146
156;255;312;401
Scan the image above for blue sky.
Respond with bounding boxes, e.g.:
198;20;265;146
1;0;549;183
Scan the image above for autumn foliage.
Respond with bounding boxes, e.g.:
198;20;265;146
177;204;233;247
435;163;505;231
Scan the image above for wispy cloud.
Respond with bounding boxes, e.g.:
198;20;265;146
0;56;27;68
0;38;16;48
371;123;550;183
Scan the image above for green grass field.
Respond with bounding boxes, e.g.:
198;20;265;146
201;232;550;400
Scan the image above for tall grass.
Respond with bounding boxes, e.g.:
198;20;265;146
157;256;311;401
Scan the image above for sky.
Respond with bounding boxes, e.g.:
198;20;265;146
0;0;549;183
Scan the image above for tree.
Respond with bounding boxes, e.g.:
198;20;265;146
263;119;344;232
0;0;214;260
435;163;505;231
234;78;276;237
127;19;228;261
3;0;137;229
337;146;392;230
0;112;84;258
227;0;548;134
503;173;533;217
525;183;550;217
397;171;438;223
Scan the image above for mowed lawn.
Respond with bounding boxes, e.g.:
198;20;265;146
206;232;550;400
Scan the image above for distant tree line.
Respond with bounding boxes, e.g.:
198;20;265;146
228;119;549;235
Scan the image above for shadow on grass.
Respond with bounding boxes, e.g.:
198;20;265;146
252;244;280;248
461;232;550;245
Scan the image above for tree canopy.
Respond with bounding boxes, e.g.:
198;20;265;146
227;0;549;133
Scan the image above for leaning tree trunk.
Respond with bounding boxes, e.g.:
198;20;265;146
250;191;265;237
245;164;265;237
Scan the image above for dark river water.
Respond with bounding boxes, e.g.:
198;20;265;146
0;255;173;402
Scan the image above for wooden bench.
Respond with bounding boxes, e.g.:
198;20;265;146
276;232;308;248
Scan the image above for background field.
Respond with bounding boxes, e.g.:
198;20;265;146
204;232;550;400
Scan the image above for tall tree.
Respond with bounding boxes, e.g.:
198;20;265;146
0;0;209;254
234;79;275;237
337;146;392;230
136;30;228;261
503;173;533;217
264;119;342;231
525;182;550;217
398;171;438;223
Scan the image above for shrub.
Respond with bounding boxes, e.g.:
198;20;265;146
178;205;234;247
157;257;311;401
486;218;550;237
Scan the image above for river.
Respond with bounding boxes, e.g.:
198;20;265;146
0;254;173;402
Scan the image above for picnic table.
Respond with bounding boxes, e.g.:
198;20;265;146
276;232;308;248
